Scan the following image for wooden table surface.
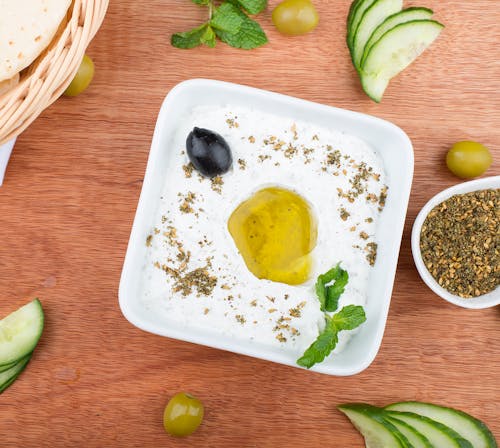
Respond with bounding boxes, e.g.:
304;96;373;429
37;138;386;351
1;1;499;446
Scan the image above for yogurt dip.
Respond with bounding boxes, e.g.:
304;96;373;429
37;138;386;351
140;105;387;359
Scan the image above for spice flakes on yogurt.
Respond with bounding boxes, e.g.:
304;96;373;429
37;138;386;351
141;105;387;355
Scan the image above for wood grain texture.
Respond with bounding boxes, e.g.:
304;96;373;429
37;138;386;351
0;1;499;446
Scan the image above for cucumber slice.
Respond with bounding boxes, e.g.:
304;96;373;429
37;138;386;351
348;0;377;51
387;402;497;448
347;0;364;49
361;7;434;66
0;299;44;366
352;0;403;68
387;411;473;448
386;416;434;448
0;354;31;393
341;404;415;447
348;0;363;34
0;360;17;372
339;404;405;448
361;20;444;102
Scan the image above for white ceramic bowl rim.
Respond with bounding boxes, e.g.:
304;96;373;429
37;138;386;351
411;175;500;309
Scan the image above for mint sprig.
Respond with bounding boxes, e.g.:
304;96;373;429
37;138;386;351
297;265;367;369
171;0;268;50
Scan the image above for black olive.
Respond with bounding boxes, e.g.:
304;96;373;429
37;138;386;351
186;127;233;178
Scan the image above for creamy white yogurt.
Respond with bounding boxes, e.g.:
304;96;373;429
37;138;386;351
140;105;387;358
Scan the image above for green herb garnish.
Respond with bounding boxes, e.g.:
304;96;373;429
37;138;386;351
171;0;268;50
297;316;339;369
297;265;366;369
315;263;349;312
227;0;267;15
297;305;366;369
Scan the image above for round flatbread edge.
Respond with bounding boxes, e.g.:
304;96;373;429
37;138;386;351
0;73;20;96
0;0;72;83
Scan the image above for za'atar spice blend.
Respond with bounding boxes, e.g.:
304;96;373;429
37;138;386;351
420;189;499;298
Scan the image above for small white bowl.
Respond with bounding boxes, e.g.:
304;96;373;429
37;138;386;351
412;176;500;309
119;79;414;375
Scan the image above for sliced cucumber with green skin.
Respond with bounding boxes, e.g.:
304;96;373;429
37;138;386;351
347;0;363;49
361;19;444;102
387;402;498;448
339;404;405;448
386;415;434;448
348;0;377;51
0;360;18;373
0;354;31;393
340;404;415;447
352;0;403;68
0;299;44;366
387;412;473;448
361;7;434;67
348;0;363;35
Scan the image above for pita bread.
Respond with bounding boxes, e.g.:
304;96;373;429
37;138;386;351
0;73;19;96
0;0;71;83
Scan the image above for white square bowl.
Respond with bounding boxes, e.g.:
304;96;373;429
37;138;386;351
119;79;414;376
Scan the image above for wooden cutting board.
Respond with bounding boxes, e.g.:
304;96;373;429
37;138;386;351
0;1;498;446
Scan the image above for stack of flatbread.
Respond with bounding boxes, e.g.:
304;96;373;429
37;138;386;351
0;0;72;95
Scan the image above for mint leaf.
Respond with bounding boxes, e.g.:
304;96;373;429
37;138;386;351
171;24;208;49
331;305;366;331
171;0;267;50
325;286;341;312
297;305;366;369
315;264;349;312
325;268;348;311
316;265;340;310
214;9;267;49
200;25;216;47
227;0;267;15
210;2;244;34
297;317;338;369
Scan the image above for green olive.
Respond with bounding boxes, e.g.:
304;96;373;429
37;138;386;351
163;392;204;437
272;0;319;36
64;54;95;97
446;141;492;178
